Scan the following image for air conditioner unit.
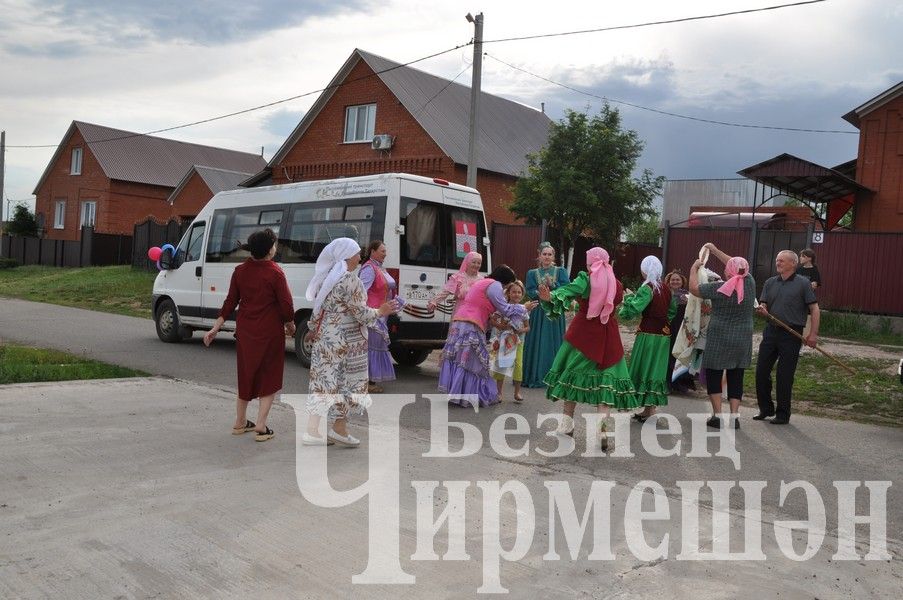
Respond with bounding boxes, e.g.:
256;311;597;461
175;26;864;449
371;134;394;150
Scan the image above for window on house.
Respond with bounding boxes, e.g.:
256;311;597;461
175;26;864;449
70;148;82;175
54;201;66;229
344;104;376;143
80;201;96;228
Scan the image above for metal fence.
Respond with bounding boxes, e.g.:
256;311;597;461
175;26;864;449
491;222;903;316
1;228;132;268
132;218;188;271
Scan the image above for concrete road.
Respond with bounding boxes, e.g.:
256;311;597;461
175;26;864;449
1;298;901;598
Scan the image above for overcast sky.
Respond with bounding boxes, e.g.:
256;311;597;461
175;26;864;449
1;0;900;218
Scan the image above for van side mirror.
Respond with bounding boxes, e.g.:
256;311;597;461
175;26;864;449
159;246;177;270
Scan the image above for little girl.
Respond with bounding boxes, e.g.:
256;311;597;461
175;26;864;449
489;280;531;402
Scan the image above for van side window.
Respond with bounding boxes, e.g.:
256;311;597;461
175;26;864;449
400;198;444;268
205;211;230;263
281;198;385;263
446;207;486;271
178;222;206;264
214;206;284;263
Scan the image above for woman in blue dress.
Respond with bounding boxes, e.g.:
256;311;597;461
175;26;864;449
522;241;570;388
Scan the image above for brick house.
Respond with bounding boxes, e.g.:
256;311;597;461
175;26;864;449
167;165;257;222
33;121;266;240
243;49;552;228
842;80;903;232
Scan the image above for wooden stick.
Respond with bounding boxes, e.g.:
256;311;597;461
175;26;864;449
762;311;856;375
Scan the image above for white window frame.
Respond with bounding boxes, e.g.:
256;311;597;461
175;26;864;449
343;104;376;143
70;147;83;175
80;201;97;228
54;200;66;229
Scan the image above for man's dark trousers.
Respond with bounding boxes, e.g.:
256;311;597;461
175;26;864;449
756;324;803;421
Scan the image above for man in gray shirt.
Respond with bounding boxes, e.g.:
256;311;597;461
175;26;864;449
755;250;820;424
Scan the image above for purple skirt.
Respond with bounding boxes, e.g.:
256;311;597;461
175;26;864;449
368;319;396;382
438;321;499;408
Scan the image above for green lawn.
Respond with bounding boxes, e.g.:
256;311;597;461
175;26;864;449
0;265;157;319
742;354;902;427
0;343;147;384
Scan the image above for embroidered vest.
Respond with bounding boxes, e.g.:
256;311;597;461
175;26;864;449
364;260;389;309
453;278;497;331
564;280;625;370
638;284;673;336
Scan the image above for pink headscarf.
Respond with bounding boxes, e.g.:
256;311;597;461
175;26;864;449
445;251;482;297
717;256;750;303
586;247;617;323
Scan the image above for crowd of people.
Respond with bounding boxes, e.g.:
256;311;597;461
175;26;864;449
203;230;822;449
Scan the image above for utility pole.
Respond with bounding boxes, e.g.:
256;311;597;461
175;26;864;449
465;12;483;190
0;131;5;257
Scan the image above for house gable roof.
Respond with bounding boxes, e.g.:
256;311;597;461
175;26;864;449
842;80;903;128
263;48;551;180
167;165;257;204
34;121;266;194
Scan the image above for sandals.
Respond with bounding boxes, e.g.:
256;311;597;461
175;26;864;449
255;427;275;442
513;394;524;403
232;420;256;435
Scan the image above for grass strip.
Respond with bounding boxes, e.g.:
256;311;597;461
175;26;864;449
0;343;147;384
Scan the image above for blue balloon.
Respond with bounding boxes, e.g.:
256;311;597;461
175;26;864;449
156;257;163;271
160;243;176;257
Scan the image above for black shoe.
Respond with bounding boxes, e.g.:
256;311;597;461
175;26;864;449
770;418;790;425
734;417;740;430
632;413;648;423
753;411;774;421
706;416;721;429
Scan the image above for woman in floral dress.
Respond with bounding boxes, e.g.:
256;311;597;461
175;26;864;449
303;238;397;447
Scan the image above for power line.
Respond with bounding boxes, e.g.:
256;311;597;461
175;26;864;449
7;44;472;149
483;0;826;44
485;53;858;135
4;1;837;148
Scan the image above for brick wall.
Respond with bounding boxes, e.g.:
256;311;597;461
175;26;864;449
855;94;903;232
169;172;213;221
34;128;111;241
271;58;525;228
34;127;177;239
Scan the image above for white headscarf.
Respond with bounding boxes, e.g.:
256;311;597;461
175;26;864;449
640;255;663;292
305;238;361;314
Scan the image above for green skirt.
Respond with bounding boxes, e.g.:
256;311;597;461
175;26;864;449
627;333;670;407
543;341;640;409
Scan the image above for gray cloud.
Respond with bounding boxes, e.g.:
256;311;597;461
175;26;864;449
262;108;304;138
24;0;374;46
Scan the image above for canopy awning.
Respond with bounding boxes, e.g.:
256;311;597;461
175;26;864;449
737;153;873;204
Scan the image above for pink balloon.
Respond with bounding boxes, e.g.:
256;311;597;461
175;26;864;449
147;247;162;261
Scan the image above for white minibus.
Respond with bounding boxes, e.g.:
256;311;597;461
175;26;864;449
152;173;490;367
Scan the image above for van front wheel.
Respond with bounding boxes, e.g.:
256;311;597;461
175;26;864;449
294;318;313;369
155;298;185;343
390;346;432;367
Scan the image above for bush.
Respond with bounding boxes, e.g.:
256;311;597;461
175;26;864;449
0;258;18;269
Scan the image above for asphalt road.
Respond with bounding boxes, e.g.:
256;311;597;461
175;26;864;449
1;297;901;597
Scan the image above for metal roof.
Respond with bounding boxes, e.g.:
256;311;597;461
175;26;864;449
265;48;552;179
737;153;873;204
34;121;266;194
167;165;257;204
842;80;903;128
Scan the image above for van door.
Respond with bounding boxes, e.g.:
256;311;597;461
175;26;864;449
167;220;206;327
398;195;449;325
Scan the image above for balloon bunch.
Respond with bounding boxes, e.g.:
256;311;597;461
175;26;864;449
147;244;176;270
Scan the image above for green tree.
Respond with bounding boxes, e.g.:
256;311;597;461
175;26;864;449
624;211;662;244
6;204;38;237
510;105;664;268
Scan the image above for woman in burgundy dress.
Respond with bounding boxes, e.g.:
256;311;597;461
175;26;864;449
204;228;295;442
